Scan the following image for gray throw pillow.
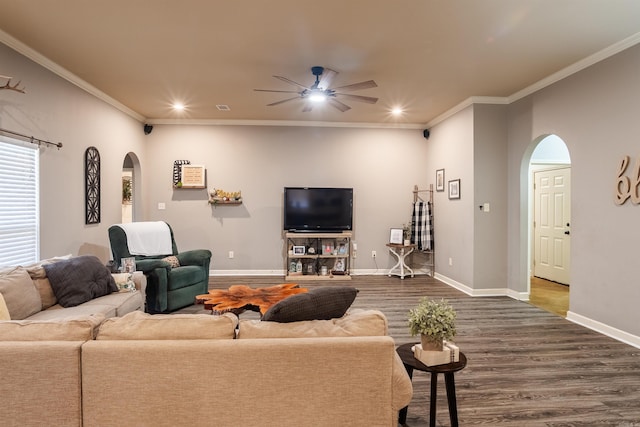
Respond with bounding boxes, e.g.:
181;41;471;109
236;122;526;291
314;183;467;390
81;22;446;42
43;256;118;307
262;286;358;323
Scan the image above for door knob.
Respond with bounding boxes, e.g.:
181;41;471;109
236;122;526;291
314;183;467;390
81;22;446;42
564;231;570;235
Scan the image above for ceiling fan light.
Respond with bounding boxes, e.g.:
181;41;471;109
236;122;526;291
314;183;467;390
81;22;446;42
309;91;327;103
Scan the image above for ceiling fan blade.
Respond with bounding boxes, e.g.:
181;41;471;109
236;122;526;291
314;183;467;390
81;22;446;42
328;98;351;112
266;97;300;107
334;93;378;104
273;75;310;90
317;67;338;90
0;74;12;79
332;80;378;92
254;89;300;94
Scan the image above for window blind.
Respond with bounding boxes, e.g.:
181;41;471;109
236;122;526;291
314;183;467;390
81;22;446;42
0;137;39;268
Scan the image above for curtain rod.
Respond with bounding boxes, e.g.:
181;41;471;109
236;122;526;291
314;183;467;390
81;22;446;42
0;127;63;149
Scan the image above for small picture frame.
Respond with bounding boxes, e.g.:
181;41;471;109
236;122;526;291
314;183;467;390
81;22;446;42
436;169;445;192
322;240;335;254
337;242;347;255
121;257;136;273
332;257;346;272
389;228;403;244
292;246;305;256
448;179;461;200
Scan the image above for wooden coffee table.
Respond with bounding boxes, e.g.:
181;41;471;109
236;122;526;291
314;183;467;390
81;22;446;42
196;283;307;315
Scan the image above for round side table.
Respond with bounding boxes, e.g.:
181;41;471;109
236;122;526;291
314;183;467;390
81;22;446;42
396;342;467;427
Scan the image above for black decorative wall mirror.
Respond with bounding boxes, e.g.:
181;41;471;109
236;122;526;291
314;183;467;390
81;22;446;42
85;146;100;224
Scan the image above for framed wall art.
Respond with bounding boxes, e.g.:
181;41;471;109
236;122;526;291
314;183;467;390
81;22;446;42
448;179;461;200
180;165;206;188
436;169;445;192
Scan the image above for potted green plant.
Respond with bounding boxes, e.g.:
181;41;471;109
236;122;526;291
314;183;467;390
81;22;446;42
408;297;457;351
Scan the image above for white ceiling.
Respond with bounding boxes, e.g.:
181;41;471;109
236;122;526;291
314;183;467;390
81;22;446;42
1;0;640;127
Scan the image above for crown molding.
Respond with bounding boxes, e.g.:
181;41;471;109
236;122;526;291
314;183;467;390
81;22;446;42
425;31;640;129
146;118;426;130
509;31;640;103
4;28;640;130
0;29;145;122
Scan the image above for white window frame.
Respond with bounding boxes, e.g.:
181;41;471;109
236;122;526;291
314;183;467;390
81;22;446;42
0;136;39;268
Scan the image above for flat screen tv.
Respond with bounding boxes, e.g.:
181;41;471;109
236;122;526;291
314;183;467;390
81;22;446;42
284;187;353;232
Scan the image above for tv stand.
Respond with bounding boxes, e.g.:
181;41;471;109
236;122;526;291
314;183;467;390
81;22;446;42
284;232;352;281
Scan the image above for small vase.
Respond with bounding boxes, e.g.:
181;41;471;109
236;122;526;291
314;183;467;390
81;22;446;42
420;334;444;351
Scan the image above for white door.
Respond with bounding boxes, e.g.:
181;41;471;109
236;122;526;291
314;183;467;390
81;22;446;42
534;167;571;285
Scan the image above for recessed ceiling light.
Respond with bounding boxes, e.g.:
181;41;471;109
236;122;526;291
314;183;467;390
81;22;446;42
391;107;403;116
172;103;185;111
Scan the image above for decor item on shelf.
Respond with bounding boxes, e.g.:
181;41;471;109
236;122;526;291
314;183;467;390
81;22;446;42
389;228;403;245
402;223;411;245
209;188;242;204
408;297;457;351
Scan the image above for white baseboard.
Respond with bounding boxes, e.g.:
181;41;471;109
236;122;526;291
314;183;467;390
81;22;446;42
566;311;640;349
433;273;530;300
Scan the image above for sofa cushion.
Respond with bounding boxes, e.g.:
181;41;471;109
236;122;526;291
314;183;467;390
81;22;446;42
81;291;143;317
32;277;58;310
43;256;118;307
238;309;388;339
24;255;73;310
0;293;10;320
96;311;238;340
261;286;358;323
0;266;42;320
28;304;117;321
112;273;136;292
0;314;104;341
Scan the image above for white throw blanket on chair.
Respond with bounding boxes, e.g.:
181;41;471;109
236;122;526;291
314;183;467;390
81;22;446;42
116;221;173;256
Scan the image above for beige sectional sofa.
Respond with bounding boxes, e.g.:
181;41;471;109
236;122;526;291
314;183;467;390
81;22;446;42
1;309;412;427
0;255;145;323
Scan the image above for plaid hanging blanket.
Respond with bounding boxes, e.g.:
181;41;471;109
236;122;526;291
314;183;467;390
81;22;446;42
411;201;434;251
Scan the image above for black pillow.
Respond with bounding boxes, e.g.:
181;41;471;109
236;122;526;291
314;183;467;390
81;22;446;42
262;286;358;323
43;255;118;307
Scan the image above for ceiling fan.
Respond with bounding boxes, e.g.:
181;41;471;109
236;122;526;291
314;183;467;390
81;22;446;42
254;66;378;112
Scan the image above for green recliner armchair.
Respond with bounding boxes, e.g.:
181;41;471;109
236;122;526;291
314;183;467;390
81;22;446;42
108;222;211;313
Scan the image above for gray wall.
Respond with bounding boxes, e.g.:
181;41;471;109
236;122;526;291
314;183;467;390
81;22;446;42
505;43;640;338
143;124;429;273
0;43;146;261
473;105;508;291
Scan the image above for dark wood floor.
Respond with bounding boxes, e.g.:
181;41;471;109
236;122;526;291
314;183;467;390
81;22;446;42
178;274;640;426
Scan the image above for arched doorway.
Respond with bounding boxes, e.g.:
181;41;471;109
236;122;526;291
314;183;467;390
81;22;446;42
121;152;141;223
528;135;571;316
